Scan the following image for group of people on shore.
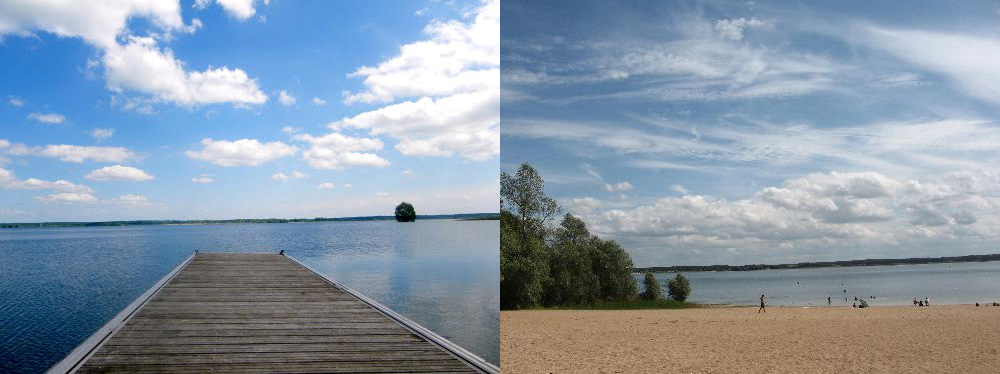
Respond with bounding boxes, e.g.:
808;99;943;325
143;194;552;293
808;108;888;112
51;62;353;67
975;302;1000;307
912;297;931;306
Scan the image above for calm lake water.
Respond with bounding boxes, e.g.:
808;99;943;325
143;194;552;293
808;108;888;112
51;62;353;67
0;220;499;373
642;261;1000;307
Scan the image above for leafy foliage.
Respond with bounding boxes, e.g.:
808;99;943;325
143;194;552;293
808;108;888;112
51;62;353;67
641;272;662;300
394;202;416;222
501;163;640;309
500;212;548;309
501;163;560;239
667;273;691;302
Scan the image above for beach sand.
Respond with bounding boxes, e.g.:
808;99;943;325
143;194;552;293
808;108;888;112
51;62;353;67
501;305;1000;373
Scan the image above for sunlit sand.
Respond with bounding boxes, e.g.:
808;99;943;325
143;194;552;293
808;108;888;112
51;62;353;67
502;305;1000;373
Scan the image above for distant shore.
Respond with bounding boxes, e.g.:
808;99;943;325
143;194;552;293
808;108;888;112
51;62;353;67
0;213;500;228
502;305;1000;373
635;253;1000;273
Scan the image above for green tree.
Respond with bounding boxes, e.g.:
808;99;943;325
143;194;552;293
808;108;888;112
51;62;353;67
544;215;599;306
394;202;416;222
501;163;561;240
589;238;638;301
667;273;691;302
501;163;561;309
641;272;662;300
501;211;548;309
500;162;639;309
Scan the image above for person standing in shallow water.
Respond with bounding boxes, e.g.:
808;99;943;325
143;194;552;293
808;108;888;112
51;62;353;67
758;294;766;313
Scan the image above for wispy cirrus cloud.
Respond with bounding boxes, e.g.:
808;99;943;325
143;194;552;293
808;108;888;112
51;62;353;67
858;25;1000;108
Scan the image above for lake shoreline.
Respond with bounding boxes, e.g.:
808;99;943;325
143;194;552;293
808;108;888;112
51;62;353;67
634;254;1000;273
502;305;1000;373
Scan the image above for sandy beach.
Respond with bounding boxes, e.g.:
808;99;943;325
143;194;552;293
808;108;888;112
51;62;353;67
501;305;1000;373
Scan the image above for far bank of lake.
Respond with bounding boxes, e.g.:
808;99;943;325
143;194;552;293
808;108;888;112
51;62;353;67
640;261;1000;306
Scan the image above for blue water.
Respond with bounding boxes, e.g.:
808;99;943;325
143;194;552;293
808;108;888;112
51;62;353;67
641;261;1000;307
0;220;499;373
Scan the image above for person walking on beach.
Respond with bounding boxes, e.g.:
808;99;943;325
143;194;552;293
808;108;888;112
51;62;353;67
828;296;831;305
758;294;766;313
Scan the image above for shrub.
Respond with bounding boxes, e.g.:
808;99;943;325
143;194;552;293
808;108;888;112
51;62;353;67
667;273;691;302
641;272;662;300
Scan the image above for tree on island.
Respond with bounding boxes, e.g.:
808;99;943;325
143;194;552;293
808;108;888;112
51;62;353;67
641;272;662;300
394;202;416;222
667;273;691;302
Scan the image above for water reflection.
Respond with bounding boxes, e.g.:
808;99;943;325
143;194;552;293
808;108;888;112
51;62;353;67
0;220;499;373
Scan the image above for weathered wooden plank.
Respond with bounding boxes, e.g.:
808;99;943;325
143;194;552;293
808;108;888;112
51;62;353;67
109;329;416;338
103;335;426;345
135;311;386;319
86;351;461;365
76;362;476;374
120;322;404;331
98;342;445;354
127;317;391;324
54;252;492;374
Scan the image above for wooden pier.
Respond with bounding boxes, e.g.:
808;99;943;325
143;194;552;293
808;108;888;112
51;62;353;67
48;252;498;373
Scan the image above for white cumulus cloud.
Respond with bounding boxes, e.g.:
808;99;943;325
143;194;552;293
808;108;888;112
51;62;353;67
85;165;155;181
1;167;94;193
293;133;389;169
196;0;260;20
317;182;336;189
103;36;267;107
27;112;65;124
278;90;296;106
185;138;298;167
335;89;498;160
0;0;266;108
89;128;115;141
108;194;152;206
192;174;214;183
36;193;99;203
272;170;308;182
337;0;499;161
5;143;138;163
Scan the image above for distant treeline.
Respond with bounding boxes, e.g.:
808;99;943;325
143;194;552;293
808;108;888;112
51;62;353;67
635;253;1000;273
0;213;500;228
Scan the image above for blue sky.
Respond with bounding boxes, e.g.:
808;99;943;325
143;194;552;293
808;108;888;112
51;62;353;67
502;0;1000;266
1;0;499;222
